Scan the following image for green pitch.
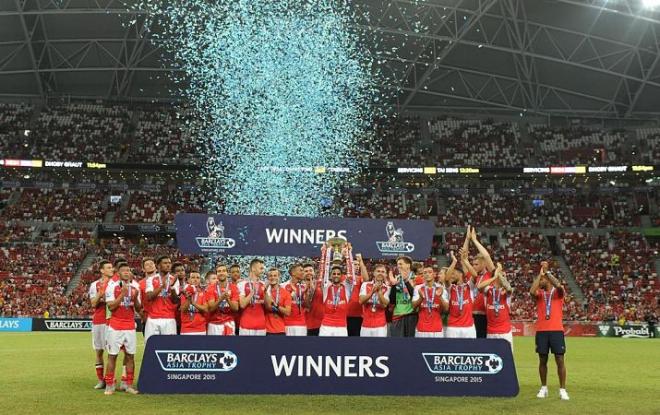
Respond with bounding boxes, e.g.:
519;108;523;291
0;333;658;415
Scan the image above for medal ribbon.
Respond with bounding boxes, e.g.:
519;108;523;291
332;285;341;309
189;287;198;322
425;285;435;314
492;287;501;318
399;272;412;301
370;283;379;312
217;282;228;310
271;286;280;307
453;284;465;314
544;288;555;320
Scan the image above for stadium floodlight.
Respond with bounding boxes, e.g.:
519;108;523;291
642;0;660;8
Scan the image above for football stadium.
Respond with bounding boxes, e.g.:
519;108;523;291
0;1;659;414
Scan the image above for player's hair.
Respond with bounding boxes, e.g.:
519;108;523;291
215;263;228;270
98;259;112;269
205;271;216;280
188;271;200;279
113;257;127;267
172;261;185;271
268;267;280;274
114;261;128;270
412;262;424;273
396;255;413;266
117;263;130;270
229;263;240;270
331;265;343;274
302;261;315;269
250;258;264;268
288;262;303;273
156;255;171;265
141;257;155;267
373;263;388;271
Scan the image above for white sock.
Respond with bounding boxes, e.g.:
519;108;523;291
559;388;567;393
540;386;548;391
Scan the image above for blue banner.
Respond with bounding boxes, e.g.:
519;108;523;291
138;336;519;397
0;318;32;332
174;213;434;260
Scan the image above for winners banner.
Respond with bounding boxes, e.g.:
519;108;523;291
174;213;434;260
138;336;519;397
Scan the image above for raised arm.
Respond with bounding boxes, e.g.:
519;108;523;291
447;250;458;278
462;225;471;253
545;269;564;293
459;247;477;277
470;228;496;272
357;254;370;282
529;261;547;296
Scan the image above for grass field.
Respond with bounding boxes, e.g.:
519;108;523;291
0;333;658;415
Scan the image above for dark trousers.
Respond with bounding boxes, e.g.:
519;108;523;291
307;328;320;336
474;314;487;338
266;332;285;336
347;317;363;337
390;314;418;337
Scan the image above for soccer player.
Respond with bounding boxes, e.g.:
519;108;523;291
264;268;292;335
229;263;243;334
138;257;156;335
179;271;208;335
445;251;476;338
89;260;113;389
172;262;186;334
530;261;569;401
238;258;267;336
412;265;448;337
346;254;367;336
206;266;239;335
387;256;417;337
461;226;496;338
358;264;390;337
104;263;140;395
303;262;324;336
281;263;308;336
478;263;514;348
319;242;356;337
144;255;180;341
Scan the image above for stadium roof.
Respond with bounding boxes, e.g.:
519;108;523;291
1;0;660;119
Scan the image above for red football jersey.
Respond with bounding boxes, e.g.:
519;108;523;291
447;283;475;328
206;281;239;325
180;285;208;333
237;280;266;330
484;287;512;334
264;286;292;334
471;271;490;313
346;276;363;318
321;284;349;327
88;277;108;325
138;277;151;317
105;279;139;330
413;284;446;333
306;281;325;330
281;281;307;327
359;282;389;328
145;273;180;319
535;288;564;332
